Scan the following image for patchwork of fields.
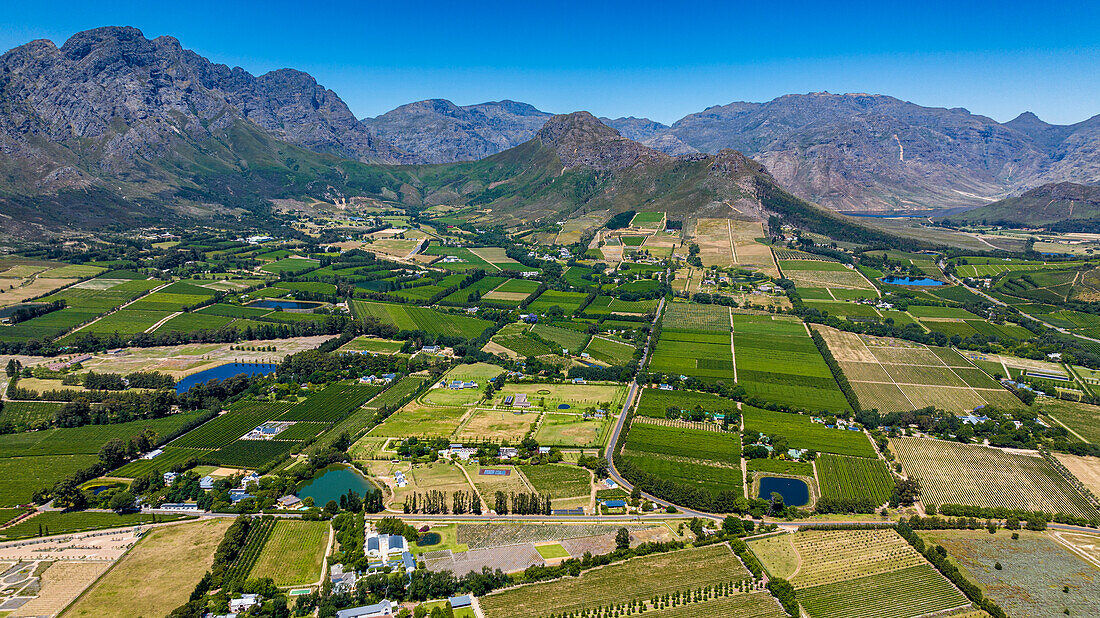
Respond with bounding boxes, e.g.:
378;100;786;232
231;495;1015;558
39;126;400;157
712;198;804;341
751;529;971;618
351;300;493;338
649;302;733;382
817;327;1022;412
891;437;1099;519
733;315;850;412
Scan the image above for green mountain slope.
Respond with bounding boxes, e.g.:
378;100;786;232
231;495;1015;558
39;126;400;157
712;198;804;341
939;182;1100;231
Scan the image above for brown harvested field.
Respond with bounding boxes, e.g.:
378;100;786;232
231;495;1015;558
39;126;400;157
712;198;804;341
392;462;473;505
817;326;1020;413
454;409;538;442
1054;453;1100;496
693;218;734;267
0;278;76;307
63;518;231;618
730;220;780;277
424;544;544;575
467;465;531;497
11;561;110;617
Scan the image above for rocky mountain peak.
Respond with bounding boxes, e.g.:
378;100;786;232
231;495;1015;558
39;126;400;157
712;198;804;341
536;112;670;171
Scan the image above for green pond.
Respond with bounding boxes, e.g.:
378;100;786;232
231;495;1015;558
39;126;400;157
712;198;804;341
297;464;374;505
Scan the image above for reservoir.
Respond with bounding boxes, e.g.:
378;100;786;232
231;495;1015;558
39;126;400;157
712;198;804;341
296;464;375;505
248;299;322;310
879;276;945;286
758;476;810;506
175;362;278;393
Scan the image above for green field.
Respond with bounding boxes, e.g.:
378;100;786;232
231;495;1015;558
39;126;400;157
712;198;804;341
798;564;970;618
351;300;493;339
531;323;592;352
0;401;62;429
630;211;665;226
526;290;589;314
248;519;329;586
478;544;751;618
171;404;291;449
0;454;99;505
623;422;740;464
583;335;635;365
733;314;850;412
743;407;875;458
618;454;744;495
207;439;298;469
635;388;737;419
365;375;429;410
816;454;894;505
280;382;381;422
518;464;592;498
111;447;209;477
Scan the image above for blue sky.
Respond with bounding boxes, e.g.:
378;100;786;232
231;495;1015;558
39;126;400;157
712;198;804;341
2;0;1098;125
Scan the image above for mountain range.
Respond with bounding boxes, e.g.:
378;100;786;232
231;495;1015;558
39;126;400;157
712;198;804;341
0;26;1098;235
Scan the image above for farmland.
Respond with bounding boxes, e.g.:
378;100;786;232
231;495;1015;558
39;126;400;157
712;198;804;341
364;375;429;410
248;519;329;586
634;388;737;419
280;382;380;421
63;519;231;618
816;454;895;505
351;300;493;338
891;437;1099;519
623;421;740;464
518;464;592;498
779;259;877;295
618;454;744;495
733;314;850;412
816;326;1022;412
526;290;588;313
478;544;752;618
650;304;733;383
224;517;277;583
583;335;635;365
533;412;609;447
918;528;1100;617
742;406;876;458
0;511;191;540
752;529;969;618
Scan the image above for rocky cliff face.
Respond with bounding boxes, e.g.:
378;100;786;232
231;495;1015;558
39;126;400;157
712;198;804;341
0;25;405;195
535;112;671;171
363;99;551;163
663;93;1100;212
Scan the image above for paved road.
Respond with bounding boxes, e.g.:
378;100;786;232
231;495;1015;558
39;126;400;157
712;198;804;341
599;297;725;521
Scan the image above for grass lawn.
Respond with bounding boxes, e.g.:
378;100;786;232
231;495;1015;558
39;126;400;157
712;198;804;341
339;336;406;354
534;413;609;448
519;464;592;499
249;519;329;586
455;409;538;442
535;543;570;559
748;534;800;579
369;404;467;438
64;519;231;618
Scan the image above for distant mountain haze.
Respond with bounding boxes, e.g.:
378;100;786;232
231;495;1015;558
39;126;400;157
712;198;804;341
1;25;1098;235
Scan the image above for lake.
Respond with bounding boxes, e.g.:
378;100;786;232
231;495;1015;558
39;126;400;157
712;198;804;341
175;362;278;393
758;476;810;506
296;464;375;505
879;276;945;287
248;299;322;310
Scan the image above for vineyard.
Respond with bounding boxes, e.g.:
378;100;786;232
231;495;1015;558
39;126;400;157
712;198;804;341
365;375;429;410
784;529;926;589
207;439;298;469
517;464;591;498
225;517;276;583
618;454;743;495
661;302;731;332
742;406;876;458
623;422;740;463
634;388;737;419
170;407;287;449
248;519;329;586
111;447;207;477
891;437;1100;519
280;382;380;422
816;454;895;505
478;544;752;618
798;565;971;618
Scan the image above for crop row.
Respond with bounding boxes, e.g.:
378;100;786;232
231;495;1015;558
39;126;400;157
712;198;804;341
225;517;276;583
816;454;895;505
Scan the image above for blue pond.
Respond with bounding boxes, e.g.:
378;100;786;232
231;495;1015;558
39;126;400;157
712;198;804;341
879;276;945;287
758;476;809;506
175;362;277;393
248;299;320;310
297;465;375;505
558;404;571;409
